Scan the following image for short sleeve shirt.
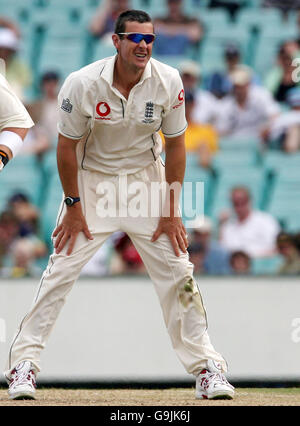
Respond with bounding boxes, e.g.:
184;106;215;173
216;85;280;139
57;55;187;175
0;74;34;131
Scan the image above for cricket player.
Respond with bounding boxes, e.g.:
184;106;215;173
4;10;234;401
0;72;34;170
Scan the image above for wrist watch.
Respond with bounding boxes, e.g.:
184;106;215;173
64;196;80;207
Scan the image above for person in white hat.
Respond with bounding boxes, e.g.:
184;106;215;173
0;28;32;100
179;59;220;126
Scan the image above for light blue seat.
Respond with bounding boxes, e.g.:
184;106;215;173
210;166;265;220
144;0;168;17
93;40;116;62
152;54;187;70
252;256;283;275
237;8;283;30
266;167;300;231
0;155;43;213
212;149;259;169
184;163;215;217
38;42;85;80
263;151;300;173
219;137;260;151
198;9;231;28
199;25;250;73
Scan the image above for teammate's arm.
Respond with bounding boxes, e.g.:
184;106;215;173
151;133;188;257
53;134;93;256
0;127;28;170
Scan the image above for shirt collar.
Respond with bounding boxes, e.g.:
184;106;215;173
100;54;152;86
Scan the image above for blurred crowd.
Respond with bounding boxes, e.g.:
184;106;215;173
1;0;300;277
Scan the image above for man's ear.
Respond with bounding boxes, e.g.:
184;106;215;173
112;34;120;52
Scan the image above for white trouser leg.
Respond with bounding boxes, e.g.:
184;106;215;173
128;231;227;376
4;167;121;379
4;230;111;380
122;159;227;375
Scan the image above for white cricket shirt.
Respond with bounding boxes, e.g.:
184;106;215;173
220;210;280;258
57;55;187;175
216;85;280;139
0;74;34;131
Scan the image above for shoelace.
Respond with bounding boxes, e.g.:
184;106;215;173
10;368;35;387
208;372;230;386
200;371;232;390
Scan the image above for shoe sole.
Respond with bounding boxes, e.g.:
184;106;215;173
210;394;234;400
196;390;234;400
10;392;36;400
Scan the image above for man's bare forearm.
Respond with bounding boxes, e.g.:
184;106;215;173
164;134;186;216
57;134;80;198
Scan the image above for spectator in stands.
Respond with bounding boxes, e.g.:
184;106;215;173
89;0;131;42
229;250;251;275
0;27;32;101
204;44;241;99
262;87;300;152
1;193;47;277
179;60;220;125
276;232;300;275
187;216;230;274
216;65;280;140
219;186;280;258
110;232;146;274
28;71;61;149
153;0;203;56
184;89;218;168
264;41;300;104
205;45;260;99
0;210;19;270
0;16;20;38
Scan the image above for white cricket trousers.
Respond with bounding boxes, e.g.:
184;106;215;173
5;159;227;379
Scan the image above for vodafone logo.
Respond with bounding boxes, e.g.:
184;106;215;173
178;89;184;102
172;89;185;109
96;102;111;120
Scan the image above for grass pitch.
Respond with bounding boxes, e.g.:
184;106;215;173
0;387;300;406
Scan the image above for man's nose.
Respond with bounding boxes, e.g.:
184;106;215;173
138;39;147;48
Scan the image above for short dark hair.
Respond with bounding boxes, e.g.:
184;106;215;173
41;71;59;84
114;9;153;36
229;250;251;266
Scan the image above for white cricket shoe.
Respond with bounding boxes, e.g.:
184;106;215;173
195;360;234;400
8;361;36;400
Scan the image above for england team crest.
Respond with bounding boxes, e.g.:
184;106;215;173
142;101;154;123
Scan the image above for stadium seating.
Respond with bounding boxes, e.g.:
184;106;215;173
2;1;300;275
199;24;251;73
266;168;300;232
237;7;283;30
184;163;215;218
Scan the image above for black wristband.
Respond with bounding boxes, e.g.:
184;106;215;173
0;150;9;167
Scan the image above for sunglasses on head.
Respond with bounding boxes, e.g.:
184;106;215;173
118;32;156;44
